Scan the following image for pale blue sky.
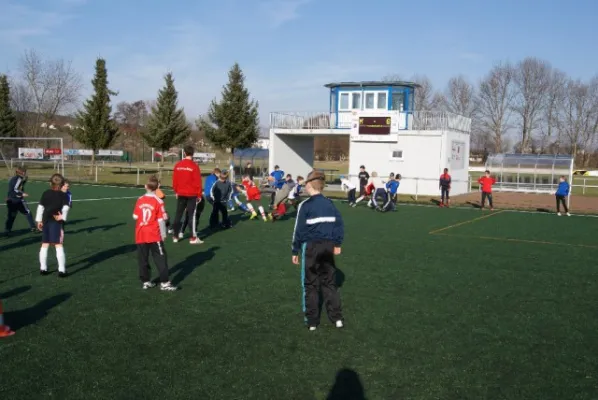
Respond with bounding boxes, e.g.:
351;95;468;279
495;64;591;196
1;0;597;124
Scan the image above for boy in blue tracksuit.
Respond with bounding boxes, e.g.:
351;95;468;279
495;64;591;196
383;173;400;212
292;170;344;331
555;176;571;216
228;182;249;213
204;168;221;205
5;167;37;234
269;165;285;208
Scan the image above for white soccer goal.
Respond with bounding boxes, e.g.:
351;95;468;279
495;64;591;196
0;137;65;179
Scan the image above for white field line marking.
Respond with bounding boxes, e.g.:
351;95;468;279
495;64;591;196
0;196;139;206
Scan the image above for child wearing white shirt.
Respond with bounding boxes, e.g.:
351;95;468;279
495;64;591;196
340;176;356;205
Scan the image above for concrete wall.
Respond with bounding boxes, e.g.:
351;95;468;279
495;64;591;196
269;130;314;178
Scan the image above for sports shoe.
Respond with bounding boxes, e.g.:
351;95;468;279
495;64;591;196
172;237;179;243
351;203;357;208
250;211;258;220
308;326;317;331
167;229;174;234
142;281;156;289
40;270;48;276
335;320;344;329
567;212;571;216
189;237;204;244
557;212;562;216
178;232;184;239
160;282;178;291
262;216;268;222
58;272;68;278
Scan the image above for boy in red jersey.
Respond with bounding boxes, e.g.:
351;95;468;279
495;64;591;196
477;170;496;210
172;145;203;244
439;168;451;207
242;175;268;221
133;176;177;291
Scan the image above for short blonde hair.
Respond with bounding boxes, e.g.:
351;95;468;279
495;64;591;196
371;171;378;177
306;170;325;191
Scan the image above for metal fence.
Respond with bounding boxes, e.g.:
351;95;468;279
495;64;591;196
269;110;471;133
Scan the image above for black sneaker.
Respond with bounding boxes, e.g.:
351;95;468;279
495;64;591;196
58;272;68;278
40;270;49;276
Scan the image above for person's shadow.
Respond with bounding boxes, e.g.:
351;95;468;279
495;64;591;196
68;244;137;276
169;246;219;285
4;293;72;331
327;368;366;400
0;285;31;299
68;222;126;234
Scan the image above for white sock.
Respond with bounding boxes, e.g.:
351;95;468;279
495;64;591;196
39;247;49;271
355;196;364;204
258;206;266;216
56;246;66;273
247;203;255;212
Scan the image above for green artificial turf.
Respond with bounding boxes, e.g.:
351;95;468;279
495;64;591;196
1;182;597;399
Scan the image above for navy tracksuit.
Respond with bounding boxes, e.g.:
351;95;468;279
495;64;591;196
5;174;35;232
292;194;344;327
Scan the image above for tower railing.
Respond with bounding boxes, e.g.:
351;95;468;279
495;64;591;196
269;111;471;133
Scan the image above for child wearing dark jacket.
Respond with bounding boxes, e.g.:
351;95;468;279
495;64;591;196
555;176;571;216
209;170;233;229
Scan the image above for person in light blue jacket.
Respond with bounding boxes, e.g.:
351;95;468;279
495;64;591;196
555;176;570;216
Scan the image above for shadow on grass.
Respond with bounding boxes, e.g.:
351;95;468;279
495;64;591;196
68;222;126;234
0;235;40;252
169;246;219;286
327;368;366;400
466;201;482;209
4;293;71;331
0;285;31;299
69;244;137;276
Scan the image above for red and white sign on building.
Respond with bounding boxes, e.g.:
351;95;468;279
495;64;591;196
45;148;62;155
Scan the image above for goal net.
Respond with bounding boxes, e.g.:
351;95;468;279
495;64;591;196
0;137;65;180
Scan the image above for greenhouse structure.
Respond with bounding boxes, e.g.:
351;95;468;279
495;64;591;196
484;153;574;194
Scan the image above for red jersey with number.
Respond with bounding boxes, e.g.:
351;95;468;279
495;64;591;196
242;178;261;201
133;193;167;244
478;176;496;193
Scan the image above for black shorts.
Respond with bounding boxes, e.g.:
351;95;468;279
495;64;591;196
42;221;64;244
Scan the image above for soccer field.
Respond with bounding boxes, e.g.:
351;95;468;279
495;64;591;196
1;182;597;399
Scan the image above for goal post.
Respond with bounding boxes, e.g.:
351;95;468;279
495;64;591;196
0;137;65;179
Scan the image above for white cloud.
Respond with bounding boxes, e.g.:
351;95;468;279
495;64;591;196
0;0;85;46
258;0;311;28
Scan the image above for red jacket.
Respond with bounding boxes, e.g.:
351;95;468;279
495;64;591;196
478;176;496;193
173;158;202;197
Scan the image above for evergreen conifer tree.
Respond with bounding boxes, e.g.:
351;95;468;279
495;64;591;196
73;58;119;167
197;63;259;157
0;74;17;139
143;73;190;164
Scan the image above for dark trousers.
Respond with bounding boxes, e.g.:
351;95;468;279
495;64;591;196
347;189;356;204
5;200;35;232
210;202;230;228
270;190;277;206
137;242;169;283
359;185;366;197
301;240;343;326
173;196;199;237
441;187;450;202
181;195;205;234
481;192;493;208
556;195;568;212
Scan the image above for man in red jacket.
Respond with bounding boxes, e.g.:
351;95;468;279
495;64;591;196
477;170;496;210
172;145;203;244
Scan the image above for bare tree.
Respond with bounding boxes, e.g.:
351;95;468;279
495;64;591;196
511;57;552;153
445;76;476;116
558;77;598;166
411;75;443;111
477;62;515;153
539;69;567;153
13;49;82;142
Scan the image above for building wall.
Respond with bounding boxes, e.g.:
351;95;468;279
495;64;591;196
269;131;314;177
348;130;470;196
442;130;471;195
